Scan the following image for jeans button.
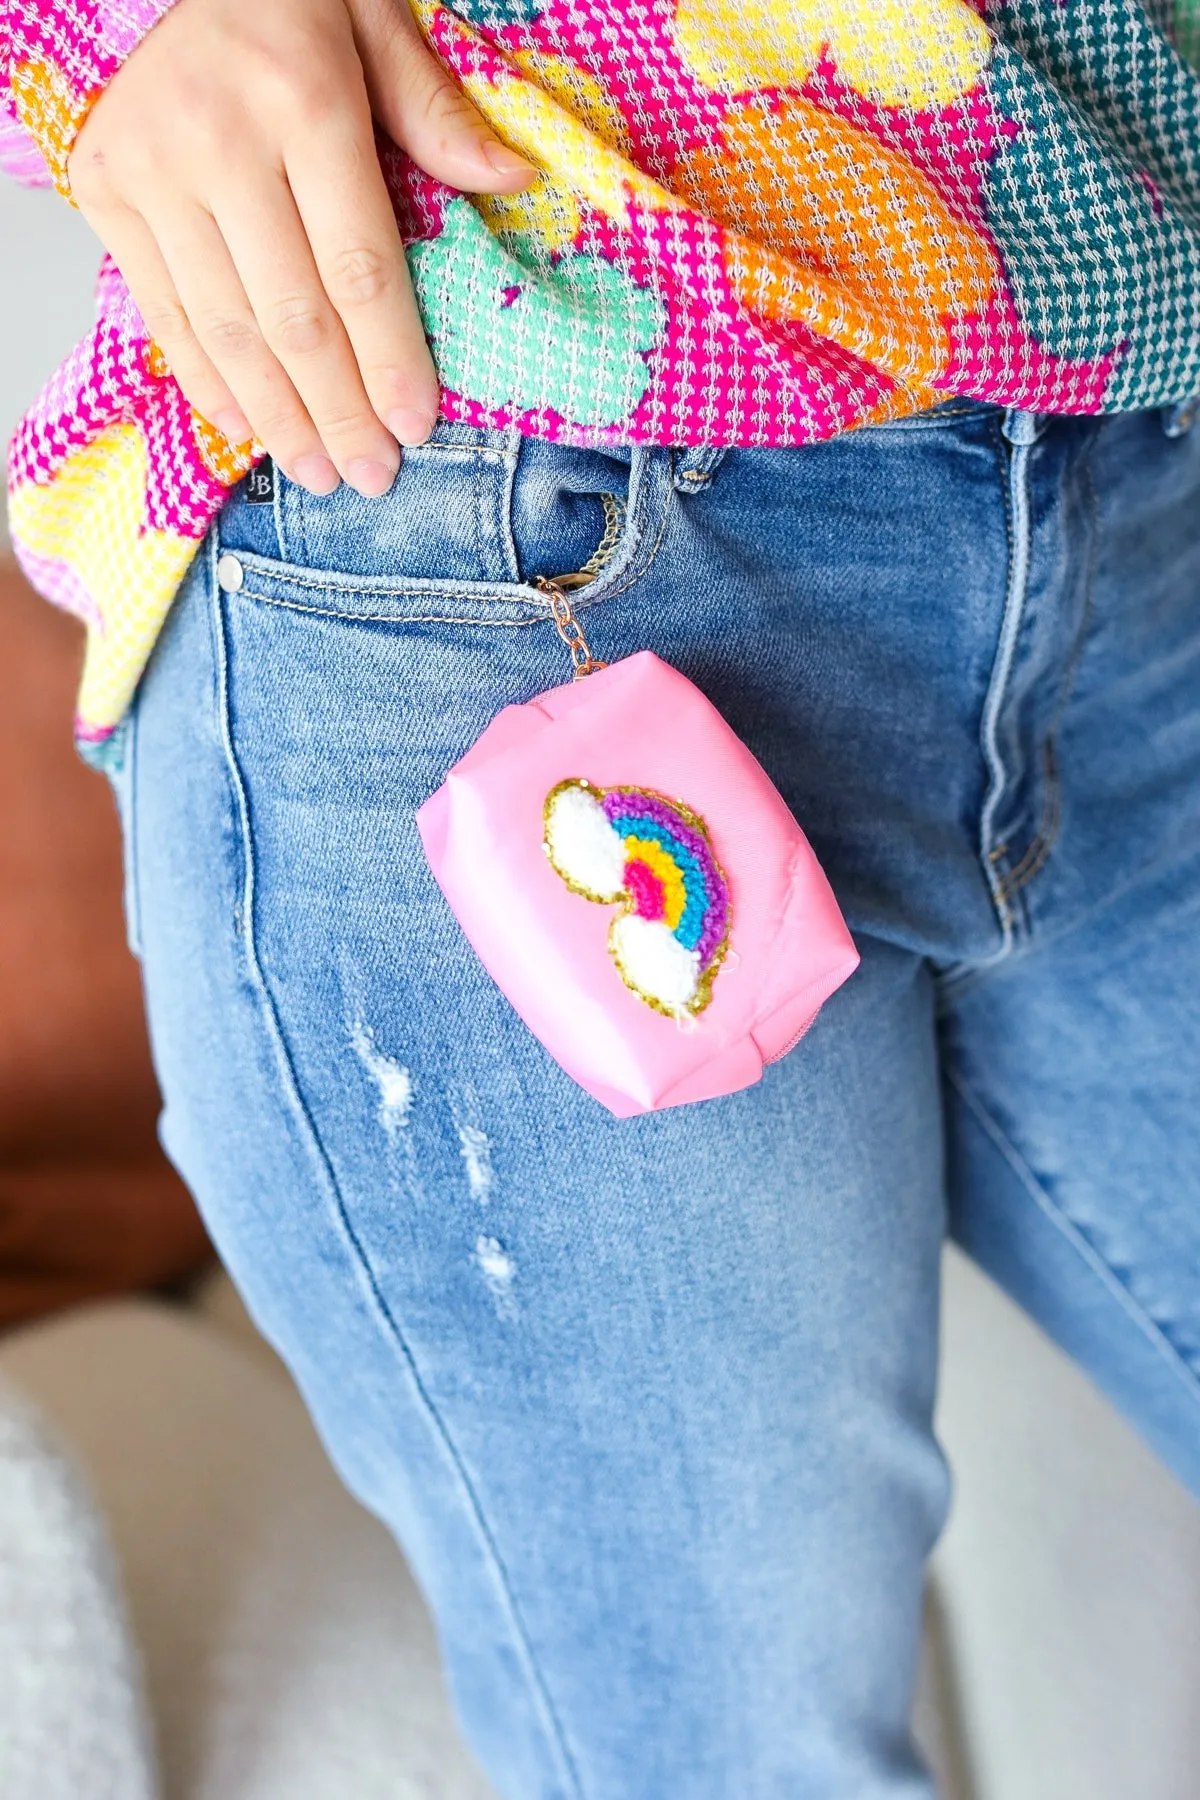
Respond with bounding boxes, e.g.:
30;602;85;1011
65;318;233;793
216;553;244;593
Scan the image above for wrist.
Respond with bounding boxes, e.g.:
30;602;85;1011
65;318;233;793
7;0;184;199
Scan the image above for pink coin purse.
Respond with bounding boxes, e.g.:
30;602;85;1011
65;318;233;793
417;651;858;1116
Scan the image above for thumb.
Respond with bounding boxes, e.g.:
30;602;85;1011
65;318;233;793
349;0;537;192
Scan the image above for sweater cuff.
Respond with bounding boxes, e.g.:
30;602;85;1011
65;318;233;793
2;0;180;198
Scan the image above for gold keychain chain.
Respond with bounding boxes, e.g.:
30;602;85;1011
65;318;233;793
534;491;621;680
537;575;609;680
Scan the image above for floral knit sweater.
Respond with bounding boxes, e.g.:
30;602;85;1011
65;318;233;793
4;0;1200;761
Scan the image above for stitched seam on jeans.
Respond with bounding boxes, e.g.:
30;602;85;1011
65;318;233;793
947;1065;1200;1412
992;440;1101;907
936;830;1190;1005
584;444;659;602
498;430;522;583
575;466;673;614
211;596;584;1800
470;449;487;576
232;563;546;602
470;439;518;581
271;465;291;565
240;468;640;620
977;414;1026;943
238;588;550;626
206;533;252;949
994;738;1061;901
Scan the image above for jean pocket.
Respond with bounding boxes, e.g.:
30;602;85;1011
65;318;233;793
215;432;672;633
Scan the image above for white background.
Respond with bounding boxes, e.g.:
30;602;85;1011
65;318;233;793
1;180;99;542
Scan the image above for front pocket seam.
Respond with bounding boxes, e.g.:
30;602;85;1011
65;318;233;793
224;555;542;604
235;500;671;624
574;464;674;614
227;447;674;625
238;585;550;626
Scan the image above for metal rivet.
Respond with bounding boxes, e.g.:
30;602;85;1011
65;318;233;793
1164;400;1198;439
216;552;244;593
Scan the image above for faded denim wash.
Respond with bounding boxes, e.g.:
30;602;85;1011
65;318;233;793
111;399;1200;1799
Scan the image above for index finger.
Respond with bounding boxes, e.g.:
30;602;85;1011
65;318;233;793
288;113;440;447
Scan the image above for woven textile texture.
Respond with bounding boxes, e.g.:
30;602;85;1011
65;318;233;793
4;0;1200;755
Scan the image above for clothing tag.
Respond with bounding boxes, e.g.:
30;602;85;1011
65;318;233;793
245;460;275;505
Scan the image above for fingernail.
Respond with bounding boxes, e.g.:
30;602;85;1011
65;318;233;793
290;454;341;495
386;408;435;447
483;140;537;179
347;457;398;499
215;407;253;446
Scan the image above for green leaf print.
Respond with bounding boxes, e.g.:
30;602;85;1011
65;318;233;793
1176;1;1200;70
409;200;665;428
445;0;545;23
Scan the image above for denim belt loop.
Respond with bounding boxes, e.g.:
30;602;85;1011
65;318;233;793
1000;407;1045;447
1163;396;1199;439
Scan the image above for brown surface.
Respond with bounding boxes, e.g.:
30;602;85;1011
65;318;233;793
0;555;212;1329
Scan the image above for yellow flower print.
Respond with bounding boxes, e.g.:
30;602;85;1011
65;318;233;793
457;62;681;230
511;50;631;152
477;177;583;255
477;54;629;253
8;424;198;735
673;0;992;108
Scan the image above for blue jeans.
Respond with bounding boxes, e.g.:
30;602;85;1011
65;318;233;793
115;401;1200;1798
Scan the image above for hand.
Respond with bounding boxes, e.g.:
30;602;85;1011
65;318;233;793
67;0;535;497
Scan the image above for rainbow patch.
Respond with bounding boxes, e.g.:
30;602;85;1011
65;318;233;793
543;779;731;1018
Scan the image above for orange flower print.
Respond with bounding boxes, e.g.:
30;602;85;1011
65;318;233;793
676;94;997;386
